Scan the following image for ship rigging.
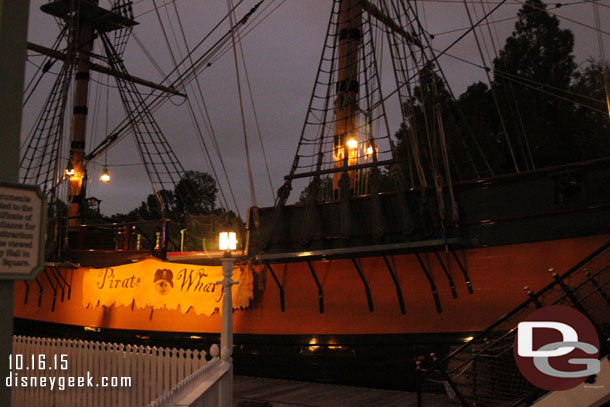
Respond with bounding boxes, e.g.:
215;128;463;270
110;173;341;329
10;0;610;399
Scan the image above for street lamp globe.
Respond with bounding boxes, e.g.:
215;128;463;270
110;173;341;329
219;232;237;251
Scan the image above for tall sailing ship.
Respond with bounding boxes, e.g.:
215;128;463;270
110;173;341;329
11;0;610;391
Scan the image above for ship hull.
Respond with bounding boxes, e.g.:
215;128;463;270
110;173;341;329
13;234;610;389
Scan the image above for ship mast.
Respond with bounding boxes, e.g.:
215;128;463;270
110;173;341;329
333;0;362;199
67;10;95;229
38;0;140;235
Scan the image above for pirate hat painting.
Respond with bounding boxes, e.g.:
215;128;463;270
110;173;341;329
154;268;173;295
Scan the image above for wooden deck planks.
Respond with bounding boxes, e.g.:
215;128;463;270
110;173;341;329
233;375;454;407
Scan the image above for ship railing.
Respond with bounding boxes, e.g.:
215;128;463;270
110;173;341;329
10;336;213;407
416;239;610;407
66;219;180;258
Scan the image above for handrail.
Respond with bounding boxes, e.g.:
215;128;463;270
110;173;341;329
417;238;610;407
420;239;610;381
175;361;231;406
73;219;173;229
148;346;229;407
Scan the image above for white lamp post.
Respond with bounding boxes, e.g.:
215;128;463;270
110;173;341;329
218;231;237;404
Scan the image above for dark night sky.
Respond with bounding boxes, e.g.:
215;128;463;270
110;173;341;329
22;0;610;218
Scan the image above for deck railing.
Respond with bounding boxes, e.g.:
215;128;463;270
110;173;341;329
69;219;178;253
10;336;211;407
417;240;610;407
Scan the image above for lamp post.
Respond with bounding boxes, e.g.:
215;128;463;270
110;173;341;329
218;231;237;405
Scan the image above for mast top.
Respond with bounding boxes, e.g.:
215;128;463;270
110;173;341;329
41;0;138;33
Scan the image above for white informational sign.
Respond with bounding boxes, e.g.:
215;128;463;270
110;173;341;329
0;183;46;279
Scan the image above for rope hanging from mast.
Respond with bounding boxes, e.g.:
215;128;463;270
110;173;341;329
227;0;258;210
591;0;610;120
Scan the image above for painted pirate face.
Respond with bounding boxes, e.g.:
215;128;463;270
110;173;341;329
154;269;173;295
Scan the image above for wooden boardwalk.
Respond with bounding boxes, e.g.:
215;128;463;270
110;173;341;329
233;376;454;407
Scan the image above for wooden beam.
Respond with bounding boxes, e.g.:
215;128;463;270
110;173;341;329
361;0;422;48
27;41;185;96
285;159;397;180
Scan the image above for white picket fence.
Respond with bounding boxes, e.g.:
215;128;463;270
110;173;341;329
10;335;210;407
10;259;237;407
149;345;232;407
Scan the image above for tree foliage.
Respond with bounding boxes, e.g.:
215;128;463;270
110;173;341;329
570;60;610;160
174;171;218;218
394;0;610;183
298;177;333;203
109;171;218;223
491;0;579;169
493;0;575;88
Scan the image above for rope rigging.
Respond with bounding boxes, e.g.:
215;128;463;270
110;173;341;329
88;0;264;167
147;0;234;214
168;0;242;215
21;0;291;236
99;32;186;209
591;0;610;119
472;0;535;171
20;0;610;249
462;0;521;172
20;60;73;196
227;0;258;209
258;0;610;248
285;0;395;185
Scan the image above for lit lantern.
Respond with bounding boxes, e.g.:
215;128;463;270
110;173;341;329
219;232;237;251
65;160;75;177
100;167;110;183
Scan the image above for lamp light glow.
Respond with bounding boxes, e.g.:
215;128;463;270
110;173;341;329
65;160;75;177
219;232;237;251
366;146;374;155
346;139;358;149
100;167;110;183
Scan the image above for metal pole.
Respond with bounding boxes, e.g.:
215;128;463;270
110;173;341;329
220;254;236;405
0;1;30;405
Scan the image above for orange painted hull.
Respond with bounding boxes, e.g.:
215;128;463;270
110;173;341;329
13;234;610;335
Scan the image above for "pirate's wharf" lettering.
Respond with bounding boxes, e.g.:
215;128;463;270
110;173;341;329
96;268;141;289
176;268;220;294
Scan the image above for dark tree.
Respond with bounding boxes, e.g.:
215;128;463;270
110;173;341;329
108;171;218;223
392;0;609;182
136;189;176;220
174;170;218;218
396;63;484;185
456;82;511;176
494;0;575;88
399;63;453;187
492;0;578;168
298;177;333;203
571;59;610;160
